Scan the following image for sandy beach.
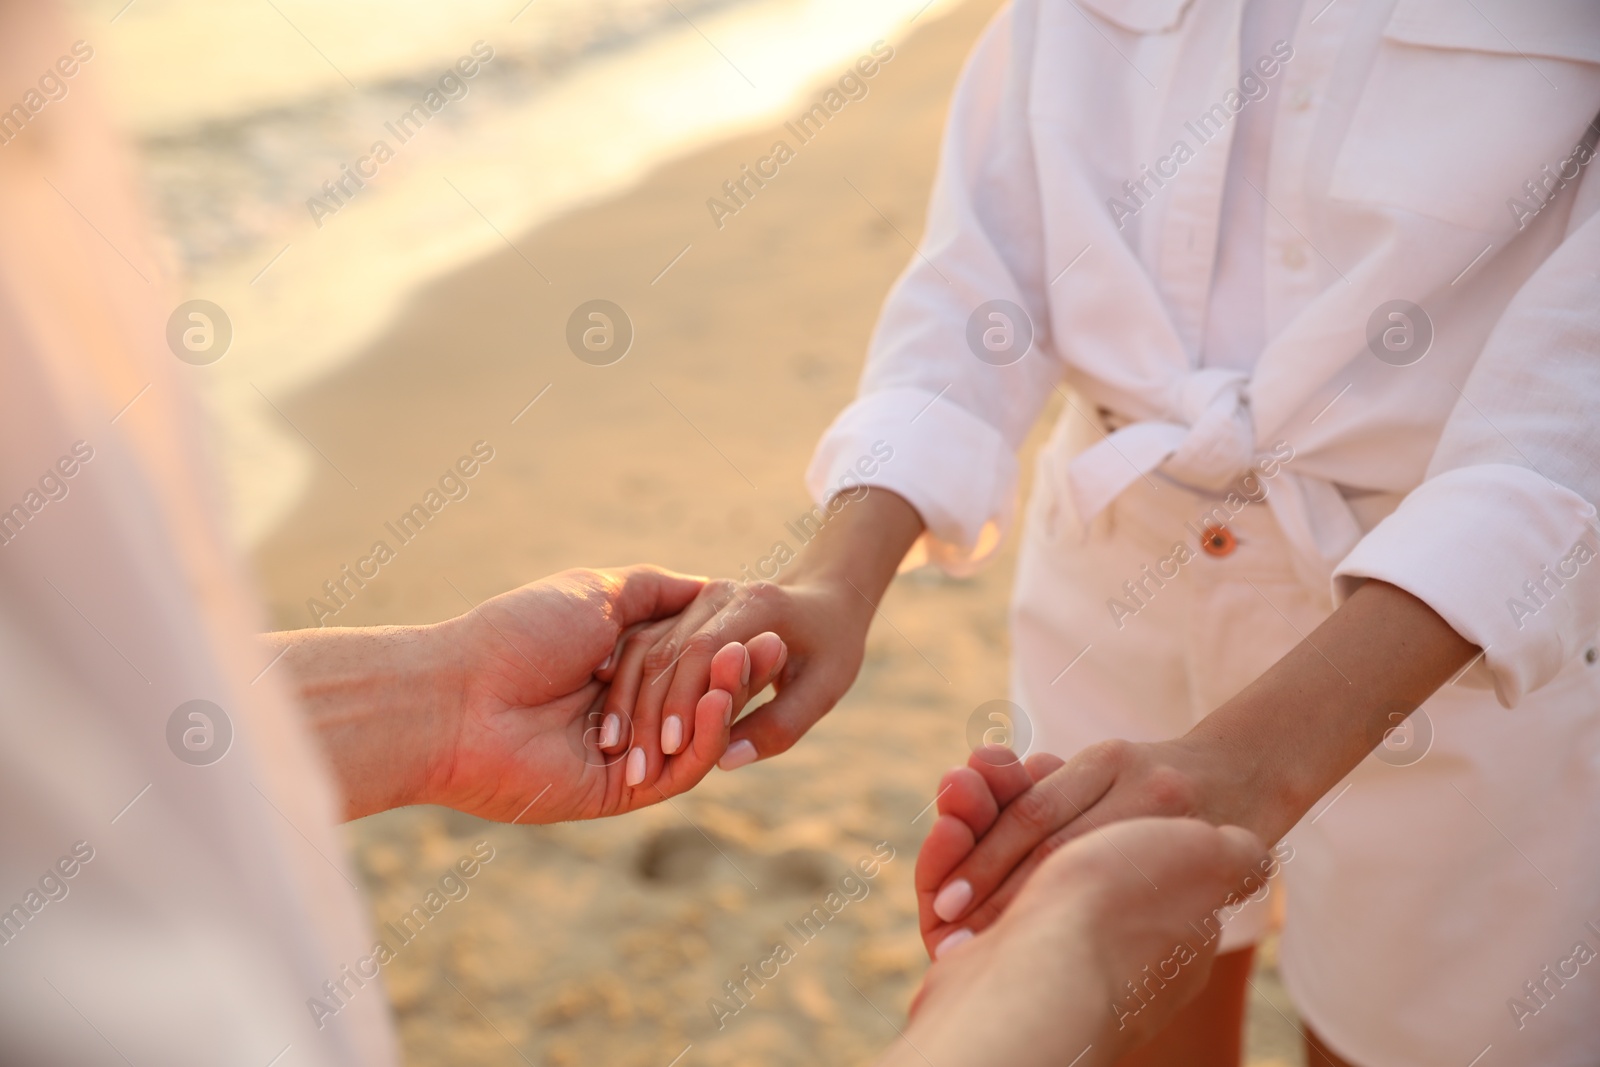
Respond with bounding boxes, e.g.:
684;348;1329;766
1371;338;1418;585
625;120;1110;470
229;0;1306;1062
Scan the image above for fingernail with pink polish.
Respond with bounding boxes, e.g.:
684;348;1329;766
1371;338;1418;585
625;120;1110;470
932;878;973;922
599;651;614;672
740;646;751;688
600;714;620;749
719;691;735;727
625;746;646;786
661;716;683;755
719;739;757;771
934;928;974;960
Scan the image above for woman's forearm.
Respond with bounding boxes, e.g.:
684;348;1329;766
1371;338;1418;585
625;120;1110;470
782;486;926;602
1191;579;1478;842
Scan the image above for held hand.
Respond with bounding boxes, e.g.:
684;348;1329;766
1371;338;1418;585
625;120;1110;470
422;566;786;822
918;578;1481;958
591;575;876;790
884;818;1268;1067
589;486;928;791
914;746;1062;958
917;736;1250;953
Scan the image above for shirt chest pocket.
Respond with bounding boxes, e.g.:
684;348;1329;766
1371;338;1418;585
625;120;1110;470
1069;0;1195;33
1328;0;1600;234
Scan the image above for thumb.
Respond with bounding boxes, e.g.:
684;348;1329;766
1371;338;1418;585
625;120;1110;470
743;631;787;693
1215;824;1269;883
608;565;706;627
722;656;838;766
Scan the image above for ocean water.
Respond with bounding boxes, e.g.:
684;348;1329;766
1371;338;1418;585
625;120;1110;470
67;0;957;546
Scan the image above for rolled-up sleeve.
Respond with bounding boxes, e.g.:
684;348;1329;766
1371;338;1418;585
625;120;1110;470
1333;203;1600;707
805;1;1065;573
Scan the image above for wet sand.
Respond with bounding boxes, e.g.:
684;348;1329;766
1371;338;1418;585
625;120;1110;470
248;0;1304;1061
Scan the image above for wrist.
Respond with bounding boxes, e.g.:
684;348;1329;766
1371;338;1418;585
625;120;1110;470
779;534;891;599
780;486;924;602
1162;726;1299;844
1180;580;1479;843
271;622;463;819
894;885;1120;1067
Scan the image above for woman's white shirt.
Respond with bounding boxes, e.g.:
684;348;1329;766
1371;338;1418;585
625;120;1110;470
808;0;1600;707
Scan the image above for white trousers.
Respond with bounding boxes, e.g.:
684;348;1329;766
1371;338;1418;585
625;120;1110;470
1008;424;1600;1067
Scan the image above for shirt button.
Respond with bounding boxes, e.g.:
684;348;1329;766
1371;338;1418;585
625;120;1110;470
1283;243;1307;269
1289;87;1313;112
1200;525;1236;557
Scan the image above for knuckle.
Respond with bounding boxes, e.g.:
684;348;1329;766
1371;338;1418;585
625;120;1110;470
703;578;739;604
576;568;616;601
1144;766;1197;814
641;637;680;674
681;631;720;660
1008;786;1059;836
742;580;781;606
1089;737;1134;769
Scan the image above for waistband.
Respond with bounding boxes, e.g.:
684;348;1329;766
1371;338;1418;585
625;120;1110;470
1053;407;1405;592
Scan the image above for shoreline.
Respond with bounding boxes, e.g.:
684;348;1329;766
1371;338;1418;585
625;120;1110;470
97;0;962;548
